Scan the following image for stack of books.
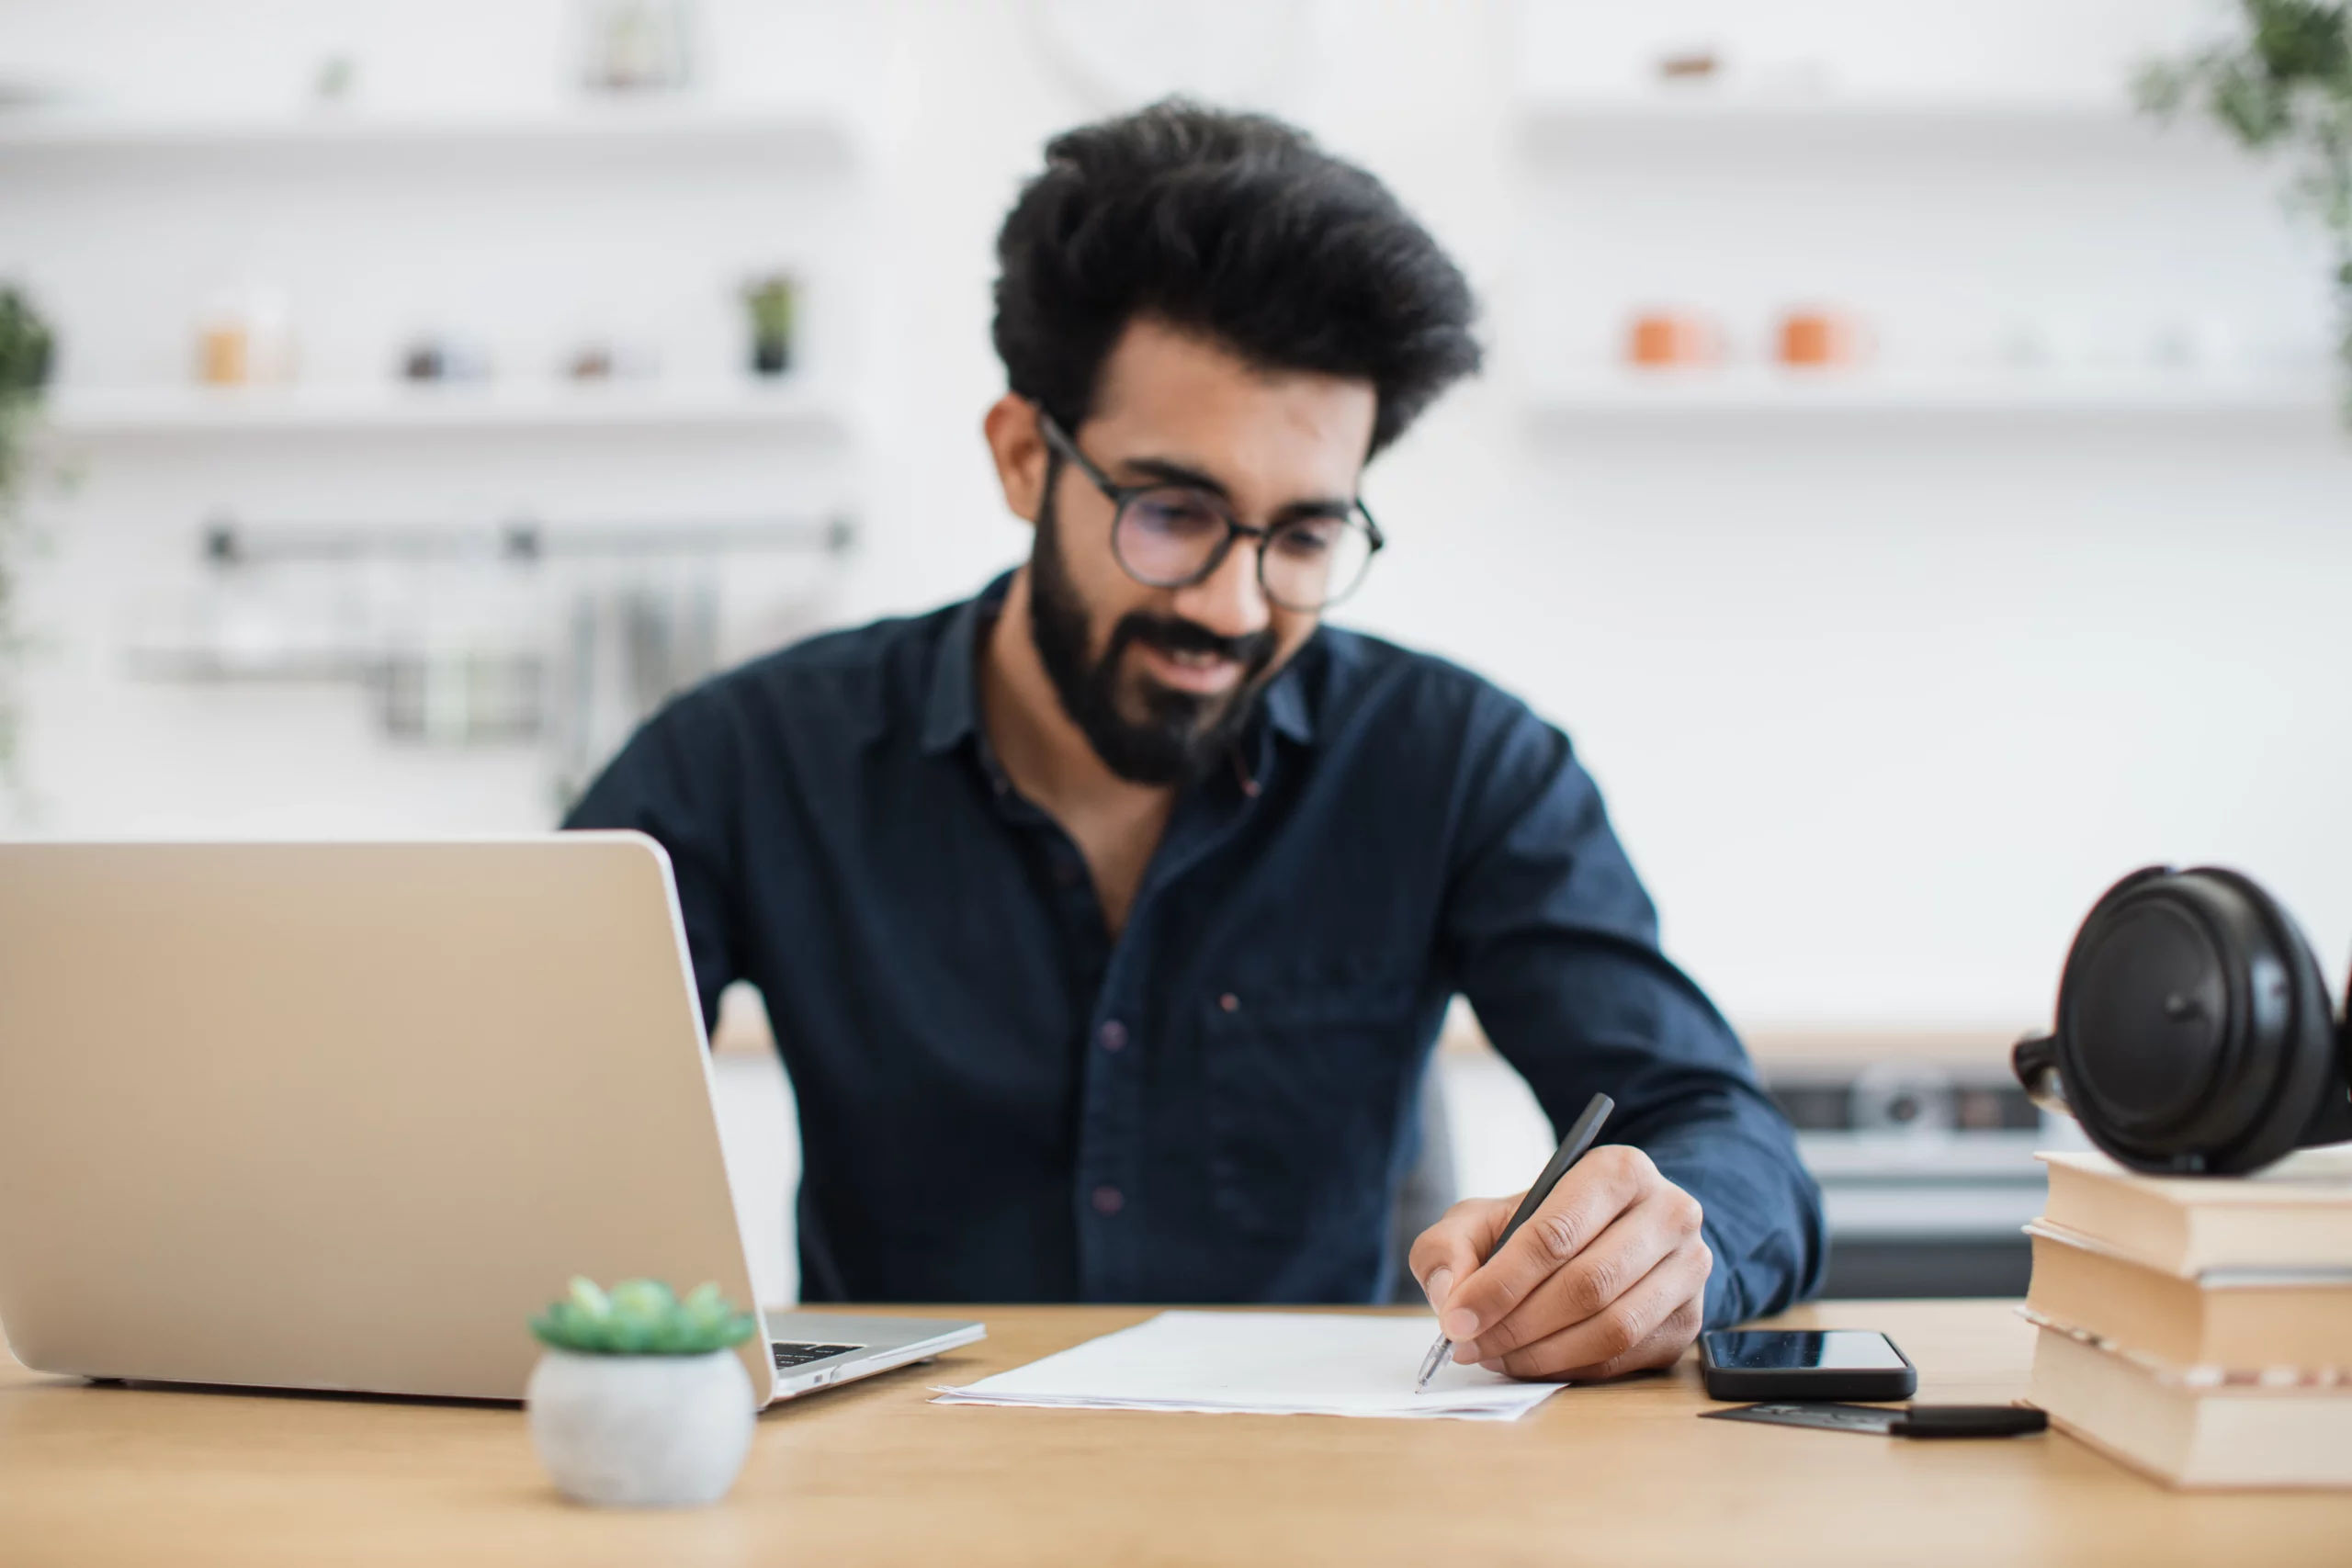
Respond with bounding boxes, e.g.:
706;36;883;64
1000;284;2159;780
2021;1145;2352;1488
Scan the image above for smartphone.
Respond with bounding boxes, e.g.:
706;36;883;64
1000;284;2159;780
1698;1329;1917;1402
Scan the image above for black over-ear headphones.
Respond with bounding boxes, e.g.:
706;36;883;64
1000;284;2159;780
2012;866;2352;1175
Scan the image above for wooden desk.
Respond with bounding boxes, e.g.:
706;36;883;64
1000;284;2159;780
5;1301;2346;1566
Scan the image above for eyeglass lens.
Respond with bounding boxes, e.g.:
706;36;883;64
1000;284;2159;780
1114;488;1374;610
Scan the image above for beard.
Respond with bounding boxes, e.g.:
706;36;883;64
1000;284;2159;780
1026;467;1279;786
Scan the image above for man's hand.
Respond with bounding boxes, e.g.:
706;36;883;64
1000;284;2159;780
1408;1145;1712;1382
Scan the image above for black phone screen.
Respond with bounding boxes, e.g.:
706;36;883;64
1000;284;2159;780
1703;1330;1906;1371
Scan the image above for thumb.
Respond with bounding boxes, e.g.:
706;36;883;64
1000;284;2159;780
1408;1194;1516;1317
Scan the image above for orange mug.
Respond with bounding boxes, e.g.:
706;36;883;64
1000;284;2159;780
198;323;250;387
1626;311;1721;367
1779;310;1868;367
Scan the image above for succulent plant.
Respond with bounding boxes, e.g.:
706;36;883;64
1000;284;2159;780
530;1277;759;1357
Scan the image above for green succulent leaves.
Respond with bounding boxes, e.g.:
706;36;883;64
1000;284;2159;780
530;1277;759;1356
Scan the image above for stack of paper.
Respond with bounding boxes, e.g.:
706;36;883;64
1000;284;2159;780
931;1311;1564;1421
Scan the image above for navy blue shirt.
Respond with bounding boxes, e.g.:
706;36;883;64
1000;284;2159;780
566;574;1824;1324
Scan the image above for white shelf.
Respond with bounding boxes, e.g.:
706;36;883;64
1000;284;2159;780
1525;91;2130;122
0;103;853;163
1515;93;2193;156
1525;367;2338;419
45;380;851;438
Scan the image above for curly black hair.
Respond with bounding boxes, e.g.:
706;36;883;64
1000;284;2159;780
992;99;1481;457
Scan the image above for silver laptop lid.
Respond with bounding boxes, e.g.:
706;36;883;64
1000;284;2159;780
0;836;776;1405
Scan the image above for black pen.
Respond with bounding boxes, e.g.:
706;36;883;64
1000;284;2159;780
1413;1090;1614;1394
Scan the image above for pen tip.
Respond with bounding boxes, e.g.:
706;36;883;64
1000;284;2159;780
1413;1334;1450;1395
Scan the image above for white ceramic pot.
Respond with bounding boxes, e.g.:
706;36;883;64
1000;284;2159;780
526;1348;755;1507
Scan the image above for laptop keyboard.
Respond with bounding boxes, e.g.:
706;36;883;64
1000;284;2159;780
771;1341;865;1370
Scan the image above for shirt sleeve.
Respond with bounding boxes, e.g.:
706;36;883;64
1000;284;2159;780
1439;686;1826;1326
560;694;743;1036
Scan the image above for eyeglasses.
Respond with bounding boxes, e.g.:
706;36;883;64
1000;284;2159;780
1037;411;1384;613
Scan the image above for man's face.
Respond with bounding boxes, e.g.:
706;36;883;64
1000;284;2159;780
1026;319;1377;784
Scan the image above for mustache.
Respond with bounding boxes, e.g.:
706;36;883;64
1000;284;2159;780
1109;613;1277;671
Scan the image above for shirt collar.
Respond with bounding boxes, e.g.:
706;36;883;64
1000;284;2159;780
919;570;1320;758
1258;653;1316;746
919;571;1010;757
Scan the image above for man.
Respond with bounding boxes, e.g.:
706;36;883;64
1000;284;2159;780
569;101;1824;1382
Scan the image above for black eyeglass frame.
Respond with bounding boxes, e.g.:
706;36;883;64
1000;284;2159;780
1036;410;1385;612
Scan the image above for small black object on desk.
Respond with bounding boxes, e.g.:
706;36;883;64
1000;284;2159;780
1702;1402;2049;1439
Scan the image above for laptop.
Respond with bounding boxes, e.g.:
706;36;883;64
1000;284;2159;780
0;834;982;1405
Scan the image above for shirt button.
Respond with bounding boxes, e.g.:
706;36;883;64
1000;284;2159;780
1218;993;1240;1013
1097;1019;1127;1052
1091;1185;1125;1216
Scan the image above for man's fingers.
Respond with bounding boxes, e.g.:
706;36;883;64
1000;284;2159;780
1438;1145;1653;1342
1550;1289;1705;1383
1406;1195;1515;1315
1502;1292;1705;1385
1482;1241;1711;1382
1450;1190;1685;1364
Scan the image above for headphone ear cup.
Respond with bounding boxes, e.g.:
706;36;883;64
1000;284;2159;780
2051;866;2335;1174
2047;866;2212;1173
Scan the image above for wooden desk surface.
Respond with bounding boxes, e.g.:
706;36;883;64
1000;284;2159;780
5;1300;2346;1567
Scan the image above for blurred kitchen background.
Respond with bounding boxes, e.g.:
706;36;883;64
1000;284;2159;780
3;0;2348;1305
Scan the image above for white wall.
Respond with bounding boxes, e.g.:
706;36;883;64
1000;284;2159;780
2;0;2347;1044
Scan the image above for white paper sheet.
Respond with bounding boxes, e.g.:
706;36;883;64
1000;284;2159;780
930;1311;1564;1421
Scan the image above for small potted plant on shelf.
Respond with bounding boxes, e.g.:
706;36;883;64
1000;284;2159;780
526;1277;761;1507
741;274;797;377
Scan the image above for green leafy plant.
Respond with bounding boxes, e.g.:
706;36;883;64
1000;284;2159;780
740;275;796;345
530;1277;759;1356
2137;1;2352;416
0;287;56;784
741;273;797;377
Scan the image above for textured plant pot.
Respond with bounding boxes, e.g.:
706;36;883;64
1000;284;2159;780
526;1348;754;1507
750;338;791;376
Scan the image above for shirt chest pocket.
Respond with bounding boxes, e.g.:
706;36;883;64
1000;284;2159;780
1200;965;1422;1243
